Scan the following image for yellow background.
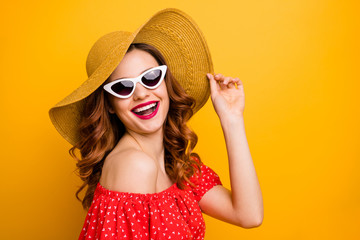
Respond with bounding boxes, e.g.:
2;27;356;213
1;0;359;239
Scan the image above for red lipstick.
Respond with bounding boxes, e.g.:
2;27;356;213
131;101;160;120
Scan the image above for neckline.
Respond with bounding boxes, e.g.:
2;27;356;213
97;182;178;199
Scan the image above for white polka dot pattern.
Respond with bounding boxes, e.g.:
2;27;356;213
79;161;222;239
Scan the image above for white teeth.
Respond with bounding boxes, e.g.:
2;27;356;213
133;102;157;113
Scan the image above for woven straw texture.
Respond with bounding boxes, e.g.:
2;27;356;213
49;8;213;146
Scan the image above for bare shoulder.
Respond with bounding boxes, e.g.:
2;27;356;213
101;148;158;194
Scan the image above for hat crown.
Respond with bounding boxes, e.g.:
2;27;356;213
86;31;133;77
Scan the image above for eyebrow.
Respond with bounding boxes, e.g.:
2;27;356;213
115;66;155;80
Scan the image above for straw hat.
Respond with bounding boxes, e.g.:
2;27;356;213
49;8;213;146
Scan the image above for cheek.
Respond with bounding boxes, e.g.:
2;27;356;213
158;86;170;110
110;98;130;117
158;83;169;99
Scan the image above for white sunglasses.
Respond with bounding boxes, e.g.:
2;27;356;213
103;65;167;98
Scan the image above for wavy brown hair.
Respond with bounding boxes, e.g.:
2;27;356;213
69;43;202;209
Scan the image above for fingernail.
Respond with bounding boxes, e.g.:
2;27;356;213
206;73;211;79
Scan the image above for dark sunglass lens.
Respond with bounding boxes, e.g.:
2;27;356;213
111;81;134;96
142;69;162;87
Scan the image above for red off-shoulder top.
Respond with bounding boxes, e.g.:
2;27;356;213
79;161;222;240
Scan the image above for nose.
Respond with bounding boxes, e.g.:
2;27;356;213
132;83;149;100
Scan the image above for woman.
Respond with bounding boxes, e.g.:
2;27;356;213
49;8;263;239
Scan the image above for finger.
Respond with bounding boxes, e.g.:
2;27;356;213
214;74;229;90
228;77;241;89
233;77;243;86
206;73;220;94
211;73;222;89
227;82;235;89
223;76;231;85
218;79;228;90
214;73;224;81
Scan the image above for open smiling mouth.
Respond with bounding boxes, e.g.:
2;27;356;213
131;101;159;119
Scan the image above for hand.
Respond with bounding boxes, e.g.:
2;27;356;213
206;73;245;120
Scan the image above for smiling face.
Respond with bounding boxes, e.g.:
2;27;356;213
106;48;170;135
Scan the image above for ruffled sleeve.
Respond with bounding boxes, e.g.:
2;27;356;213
79;182;208;240
79;184;153;240
188;157;222;202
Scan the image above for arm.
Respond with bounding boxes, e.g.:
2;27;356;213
199;73;263;228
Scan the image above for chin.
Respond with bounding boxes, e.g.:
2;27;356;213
128;122;164;135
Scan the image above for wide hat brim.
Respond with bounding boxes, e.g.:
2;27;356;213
49;8;214;146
